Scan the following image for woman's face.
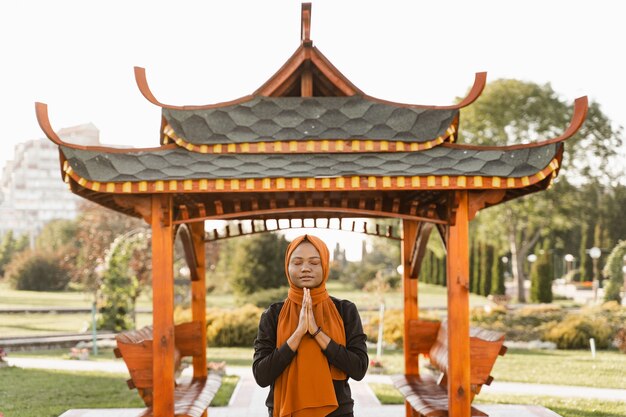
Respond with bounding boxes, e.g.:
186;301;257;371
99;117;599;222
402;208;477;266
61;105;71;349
288;241;324;289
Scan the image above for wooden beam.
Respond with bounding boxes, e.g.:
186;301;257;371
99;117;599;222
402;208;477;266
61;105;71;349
446;191;471;417
402;219;420;417
174;206;448;225
189;222;207;380
301;61;313;97
151;194;175;417
410;223;433;278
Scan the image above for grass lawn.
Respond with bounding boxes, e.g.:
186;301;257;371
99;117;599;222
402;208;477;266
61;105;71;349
11;346;624;390
490;348;626;389
2;281;485;337
9;347;127;362
0;367;143;417
0;312;153;337
368;384;626;417
0;366;239;417
369;347;626;389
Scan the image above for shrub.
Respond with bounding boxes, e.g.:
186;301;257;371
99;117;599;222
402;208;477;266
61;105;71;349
206;305;263;347
471;304;565;342
6;250;70;291
543;314;612;349
366;309;439;348
244;286;289;308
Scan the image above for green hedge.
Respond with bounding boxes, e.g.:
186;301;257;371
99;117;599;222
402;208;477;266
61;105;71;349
176;304;263;347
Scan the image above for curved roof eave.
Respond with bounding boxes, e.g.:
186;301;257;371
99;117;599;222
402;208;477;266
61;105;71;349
134;67;256;110
362;72;488;110
34;102;179;153
134;64;486;111
443;96;588;151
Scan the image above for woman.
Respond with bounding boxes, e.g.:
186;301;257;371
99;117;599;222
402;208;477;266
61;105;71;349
253;234;369;417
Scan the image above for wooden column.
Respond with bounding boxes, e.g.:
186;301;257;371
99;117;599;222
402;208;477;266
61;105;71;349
189;221;208;380
402;220;419;417
151;195;175;417
446;191;471;417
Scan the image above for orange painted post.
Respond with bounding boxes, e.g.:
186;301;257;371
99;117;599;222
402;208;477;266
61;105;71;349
446;191;471;417
151;195;175;417
190;221;208;380
402;219;419;417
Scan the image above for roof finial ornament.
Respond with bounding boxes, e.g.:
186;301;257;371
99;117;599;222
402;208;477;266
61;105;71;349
301;3;312;46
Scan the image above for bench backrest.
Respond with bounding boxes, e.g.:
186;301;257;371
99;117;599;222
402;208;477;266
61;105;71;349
427;320;505;386
115;321;204;389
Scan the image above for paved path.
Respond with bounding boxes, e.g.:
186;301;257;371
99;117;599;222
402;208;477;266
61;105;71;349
8;357;626;417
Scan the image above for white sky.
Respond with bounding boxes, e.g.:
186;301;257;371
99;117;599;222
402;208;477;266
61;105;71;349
1;1;624;258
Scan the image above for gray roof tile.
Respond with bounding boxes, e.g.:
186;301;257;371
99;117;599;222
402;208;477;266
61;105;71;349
163;96;457;145
61;143;559;183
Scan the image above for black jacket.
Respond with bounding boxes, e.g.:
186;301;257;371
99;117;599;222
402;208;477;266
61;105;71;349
253;296;369;417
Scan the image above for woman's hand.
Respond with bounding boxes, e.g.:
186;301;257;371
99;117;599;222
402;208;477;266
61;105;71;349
304;288;318;334
286;290;310;352
296;292;309;337
305;288;330;349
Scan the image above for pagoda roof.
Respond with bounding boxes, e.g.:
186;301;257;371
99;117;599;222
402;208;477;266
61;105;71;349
59;143;560;189
161;96;458;148
34;3;588;224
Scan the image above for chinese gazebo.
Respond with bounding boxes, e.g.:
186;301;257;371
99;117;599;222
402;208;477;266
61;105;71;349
37;4;586;417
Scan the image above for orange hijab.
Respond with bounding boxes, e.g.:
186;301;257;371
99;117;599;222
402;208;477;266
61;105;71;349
274;235;347;417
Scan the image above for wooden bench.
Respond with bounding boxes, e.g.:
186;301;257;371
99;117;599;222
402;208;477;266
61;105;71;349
114;321;222;417
392;320;507;417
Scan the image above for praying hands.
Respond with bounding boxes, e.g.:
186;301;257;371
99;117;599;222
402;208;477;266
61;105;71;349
287;288;330;351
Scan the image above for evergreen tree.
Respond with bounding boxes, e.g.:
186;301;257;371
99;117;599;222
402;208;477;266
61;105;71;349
490;249;505;295
481;244;493;296
431;251;438;284
579;223;589;282
602;240;626;303
0;231;15;277
470;240;480;293
440;256;446;286
530;245;553;303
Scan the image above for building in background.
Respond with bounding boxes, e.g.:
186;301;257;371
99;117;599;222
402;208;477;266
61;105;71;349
0;123;100;244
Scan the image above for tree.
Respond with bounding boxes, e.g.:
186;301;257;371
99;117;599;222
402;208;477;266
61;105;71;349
70;202;145;295
603;240;626;303
97;231;150;331
461;79;623;302
230;233;290;297
35;219;77;252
